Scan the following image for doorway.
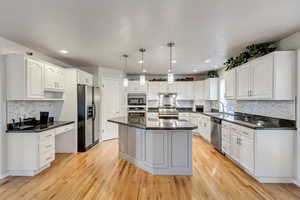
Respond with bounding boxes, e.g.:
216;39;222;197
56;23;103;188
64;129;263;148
101;78;121;141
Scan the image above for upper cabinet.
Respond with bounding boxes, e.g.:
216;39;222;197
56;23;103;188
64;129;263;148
77;70;94;86
176;82;194;100
126;81;147;93
224;69;236;99
6;55;45;100
204;78;219;100
193;81;205;100
147;81;193;100
236;51;296;100
6;55;66;100
45;64;65;92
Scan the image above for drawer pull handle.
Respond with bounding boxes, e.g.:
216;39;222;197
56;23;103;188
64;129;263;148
46;144;52;148
243;132;249;135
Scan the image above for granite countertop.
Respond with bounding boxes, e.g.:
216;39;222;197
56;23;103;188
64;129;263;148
6;121;75;133
197;112;296;130
108;117;197;130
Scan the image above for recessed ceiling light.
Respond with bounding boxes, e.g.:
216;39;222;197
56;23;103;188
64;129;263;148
138;60;144;64
172;60;177;64
193;69;198;72
142;69;147;73
205;59;211;63
214;65;218;68
59;50;68;54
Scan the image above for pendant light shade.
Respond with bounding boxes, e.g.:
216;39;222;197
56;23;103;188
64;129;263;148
167;42;175;83
123;54;129;87
139;48;146;86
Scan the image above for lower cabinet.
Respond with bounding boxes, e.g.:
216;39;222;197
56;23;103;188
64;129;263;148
194;113;211;143
222;121;294;183
8;129;55;176
7;123;75;176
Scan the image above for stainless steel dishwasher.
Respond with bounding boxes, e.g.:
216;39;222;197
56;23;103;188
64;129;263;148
211;117;222;153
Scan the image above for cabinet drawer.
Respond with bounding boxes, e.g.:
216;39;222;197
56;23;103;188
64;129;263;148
240;127;254;139
39;130;55;143
39;137;55;154
39;150;55;168
55;124;75;136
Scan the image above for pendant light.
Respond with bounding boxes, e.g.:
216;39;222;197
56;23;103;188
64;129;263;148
167;42;175;83
123;54;129;87
139;48;146;85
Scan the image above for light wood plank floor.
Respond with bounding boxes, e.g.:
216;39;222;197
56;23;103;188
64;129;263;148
0;136;300;200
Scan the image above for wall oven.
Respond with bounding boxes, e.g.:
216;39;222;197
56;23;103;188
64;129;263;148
127;93;146;106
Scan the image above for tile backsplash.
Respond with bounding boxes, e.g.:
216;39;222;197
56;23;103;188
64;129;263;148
210;100;296;120
7;101;63;123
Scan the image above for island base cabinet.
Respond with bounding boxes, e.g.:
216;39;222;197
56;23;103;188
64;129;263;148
118;125;192;175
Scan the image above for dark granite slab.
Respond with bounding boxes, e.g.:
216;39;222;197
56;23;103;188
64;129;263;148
198;112;296;130
6;121;75;133
108;117;197;130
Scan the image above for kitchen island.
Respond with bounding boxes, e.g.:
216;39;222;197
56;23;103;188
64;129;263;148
108;117;197;175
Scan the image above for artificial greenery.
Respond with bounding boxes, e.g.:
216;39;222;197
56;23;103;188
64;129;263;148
207;70;219;78
224;42;277;71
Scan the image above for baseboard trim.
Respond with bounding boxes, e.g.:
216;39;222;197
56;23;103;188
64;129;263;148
0;171;9;179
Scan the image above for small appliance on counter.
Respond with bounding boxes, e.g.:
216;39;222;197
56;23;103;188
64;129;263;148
158;93;179;119
195;105;204;113
40;112;49;125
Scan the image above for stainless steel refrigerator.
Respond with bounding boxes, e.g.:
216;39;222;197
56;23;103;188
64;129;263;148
77;85;100;152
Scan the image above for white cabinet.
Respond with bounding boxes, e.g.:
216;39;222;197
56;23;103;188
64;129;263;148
204;78;219;100
7;129;55;176
77;70;94;86
147;112;159;119
193;81;205;100
222;121;295;183
236;51;296;100
194;114;211;143
177;82;194;100
126;81;147;93
224;69;236;99
6;55;45;100
147;82;161;100
27;59;45;99
45;64;65;92
236;63;251;99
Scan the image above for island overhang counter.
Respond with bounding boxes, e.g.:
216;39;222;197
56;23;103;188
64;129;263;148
108;117;197;175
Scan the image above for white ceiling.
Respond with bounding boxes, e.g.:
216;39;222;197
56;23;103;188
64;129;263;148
0;0;299;74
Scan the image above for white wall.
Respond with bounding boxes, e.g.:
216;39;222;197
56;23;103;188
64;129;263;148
0;36;72;177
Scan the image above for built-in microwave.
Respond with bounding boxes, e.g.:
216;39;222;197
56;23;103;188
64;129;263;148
127;93;146;106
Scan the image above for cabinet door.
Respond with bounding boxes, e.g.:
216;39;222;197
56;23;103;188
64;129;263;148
251;55;273;99
194;81;204;100
239;136;254;173
44;65;56;90
177;82;193;100
57;68;65;90
147;82;160;100
145;132;168;168
159;82;168;93
167;82;177;93
230;132;240;162
26;59;44;99
237;64;251;99
225;70;236;99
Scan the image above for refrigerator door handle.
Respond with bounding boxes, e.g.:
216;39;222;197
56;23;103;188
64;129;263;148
93;104;96;120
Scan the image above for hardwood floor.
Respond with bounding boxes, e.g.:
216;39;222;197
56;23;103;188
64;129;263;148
0;136;300;200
